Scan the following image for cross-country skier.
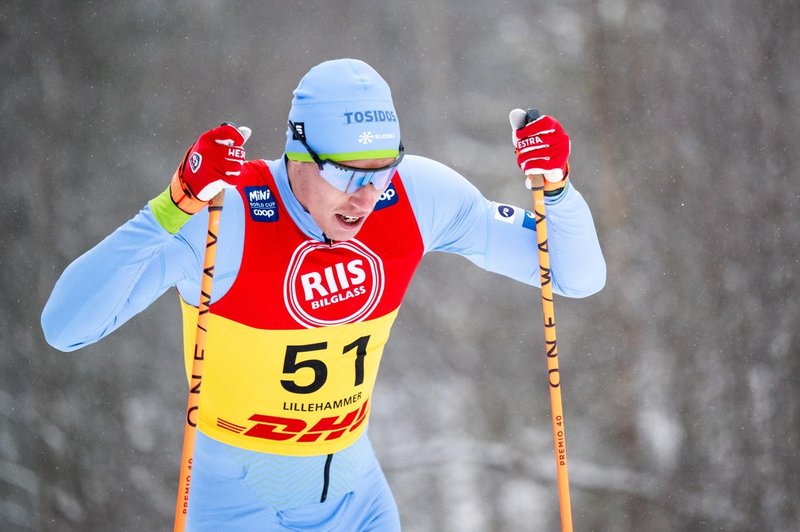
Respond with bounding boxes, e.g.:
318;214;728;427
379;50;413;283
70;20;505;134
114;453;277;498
42;58;605;531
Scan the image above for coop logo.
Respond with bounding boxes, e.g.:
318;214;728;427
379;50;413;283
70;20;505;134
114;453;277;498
284;239;384;327
373;183;399;211
245;186;279;222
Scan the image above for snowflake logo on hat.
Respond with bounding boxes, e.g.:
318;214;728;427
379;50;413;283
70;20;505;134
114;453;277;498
358;131;374;144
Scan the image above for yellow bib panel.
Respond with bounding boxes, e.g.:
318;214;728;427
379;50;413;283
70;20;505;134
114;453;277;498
180;301;397;456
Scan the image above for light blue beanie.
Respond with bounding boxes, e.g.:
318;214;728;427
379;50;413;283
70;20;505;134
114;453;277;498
285;59;401;162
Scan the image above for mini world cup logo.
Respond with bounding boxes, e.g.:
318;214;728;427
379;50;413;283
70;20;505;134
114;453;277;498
284;239;385;328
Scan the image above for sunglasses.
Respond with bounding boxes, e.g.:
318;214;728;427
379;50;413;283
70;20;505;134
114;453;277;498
288;121;404;194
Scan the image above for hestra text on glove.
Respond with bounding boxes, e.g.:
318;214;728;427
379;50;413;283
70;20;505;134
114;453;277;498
511;113;570;189
170;124;251;214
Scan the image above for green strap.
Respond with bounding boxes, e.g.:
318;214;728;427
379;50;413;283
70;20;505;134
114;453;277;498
149;187;191;234
544;185;566;197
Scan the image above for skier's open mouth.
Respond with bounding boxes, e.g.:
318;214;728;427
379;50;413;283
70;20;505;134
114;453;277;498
338;214;361;225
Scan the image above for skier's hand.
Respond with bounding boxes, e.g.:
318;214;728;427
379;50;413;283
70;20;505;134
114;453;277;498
509;109;569;194
170;123;252;214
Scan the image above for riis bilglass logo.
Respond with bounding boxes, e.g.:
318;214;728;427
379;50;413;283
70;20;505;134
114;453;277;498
283;239;385;328
245;186;279;222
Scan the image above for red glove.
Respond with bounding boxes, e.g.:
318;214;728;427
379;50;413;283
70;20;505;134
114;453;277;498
170;123;251;214
509;109;570;192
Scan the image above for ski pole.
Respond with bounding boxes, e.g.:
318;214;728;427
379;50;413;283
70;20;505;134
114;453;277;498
524;109;574;532
173;190;225;532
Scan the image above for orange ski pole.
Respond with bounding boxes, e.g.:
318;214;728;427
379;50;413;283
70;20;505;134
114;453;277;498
530;172;574;532
518;106;573;532
173;190;225;531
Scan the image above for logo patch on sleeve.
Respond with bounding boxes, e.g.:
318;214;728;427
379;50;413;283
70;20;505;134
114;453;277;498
495;204;516;224
245;186;279;222
189;152;202;173
373;183;399;211
522;210;538;231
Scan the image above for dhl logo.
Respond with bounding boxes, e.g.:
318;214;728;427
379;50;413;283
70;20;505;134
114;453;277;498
216;399;369;443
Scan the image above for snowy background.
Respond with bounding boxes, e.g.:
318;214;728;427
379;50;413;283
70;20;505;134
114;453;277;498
2;1;799;530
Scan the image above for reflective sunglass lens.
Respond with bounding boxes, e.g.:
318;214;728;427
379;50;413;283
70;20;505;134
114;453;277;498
319;162;398;194
319;166;350;192
371;168;394;189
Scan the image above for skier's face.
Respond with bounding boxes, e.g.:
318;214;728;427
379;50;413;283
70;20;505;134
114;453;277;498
287;158;394;241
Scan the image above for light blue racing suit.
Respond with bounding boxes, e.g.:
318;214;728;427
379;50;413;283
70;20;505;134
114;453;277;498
42;154;605;530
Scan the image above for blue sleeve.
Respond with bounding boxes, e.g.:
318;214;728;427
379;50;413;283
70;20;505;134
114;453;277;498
401;155;606;297
41;206;203;351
